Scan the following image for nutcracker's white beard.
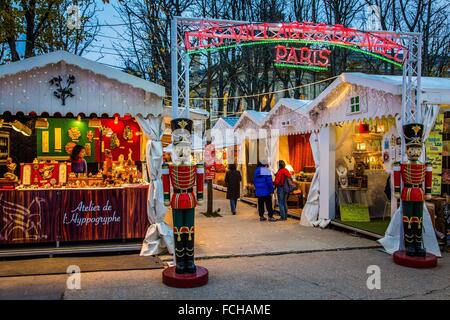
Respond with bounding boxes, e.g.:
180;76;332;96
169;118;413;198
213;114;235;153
172;144;192;166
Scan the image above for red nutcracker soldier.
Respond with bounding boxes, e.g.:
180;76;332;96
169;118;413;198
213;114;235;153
162;118;207;285
393;123;432;257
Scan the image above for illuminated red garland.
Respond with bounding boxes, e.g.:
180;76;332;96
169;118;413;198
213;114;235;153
185;21;406;64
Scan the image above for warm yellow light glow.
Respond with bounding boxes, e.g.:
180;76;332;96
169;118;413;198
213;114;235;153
326;83;351;109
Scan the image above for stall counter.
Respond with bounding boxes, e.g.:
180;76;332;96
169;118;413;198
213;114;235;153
0;185;149;244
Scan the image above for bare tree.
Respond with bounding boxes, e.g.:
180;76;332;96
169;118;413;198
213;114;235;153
114;0;195;94
0;0;100;62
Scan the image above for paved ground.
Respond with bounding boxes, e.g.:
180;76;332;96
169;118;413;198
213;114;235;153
0;249;448;300
0;190;447;300
161;190;379;260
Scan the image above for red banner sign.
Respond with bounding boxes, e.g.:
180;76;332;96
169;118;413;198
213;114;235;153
0;186;149;244
205;144;216;180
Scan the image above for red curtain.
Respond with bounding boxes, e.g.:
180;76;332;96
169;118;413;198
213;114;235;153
288;133;314;172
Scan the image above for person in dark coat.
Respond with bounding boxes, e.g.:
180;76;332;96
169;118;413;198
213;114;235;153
225;164;241;215
253;162;276;222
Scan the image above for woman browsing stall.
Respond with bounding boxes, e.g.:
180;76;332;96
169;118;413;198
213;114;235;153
70;145;88;174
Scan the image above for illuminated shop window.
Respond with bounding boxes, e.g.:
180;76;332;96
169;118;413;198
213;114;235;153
350;96;360;113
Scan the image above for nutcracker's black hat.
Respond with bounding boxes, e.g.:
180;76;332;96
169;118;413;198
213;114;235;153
171;118;193;133
403;123;424;147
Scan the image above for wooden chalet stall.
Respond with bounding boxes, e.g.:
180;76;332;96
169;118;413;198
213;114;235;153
0;51;165;249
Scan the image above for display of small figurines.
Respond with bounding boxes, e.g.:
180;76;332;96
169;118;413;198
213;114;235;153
113;154;126;178
110;133;120;149
4;157;18;182
103;149;113;177
68;127;81;140
123;125;133;141
87;130;94;142
102;126;113;137
355;162;365;177
126;148;134;166
336;164;348;188
343;155;355;171
84;143;91;157
39;165;55;180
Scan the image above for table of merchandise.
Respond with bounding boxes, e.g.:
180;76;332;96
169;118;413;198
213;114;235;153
0;184;149;244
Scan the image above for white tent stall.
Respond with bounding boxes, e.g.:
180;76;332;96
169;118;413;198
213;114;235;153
233;110;268;197
261;99;321;222
307;72;450;256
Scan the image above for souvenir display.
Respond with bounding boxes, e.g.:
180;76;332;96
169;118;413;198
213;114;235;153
68;127;81;140
3;158;18;182
65;141;77;155
110;133;120;149
123;125;133;141
103;149;113;177
20;160;63;188
393;123;432;257
87;130;94;142
336;164;348;188
42;131;49;153
102;126;113;136
84;143;91;157
0;132;10;163
344;155;355;171
54;128;62;151
39;165;55;180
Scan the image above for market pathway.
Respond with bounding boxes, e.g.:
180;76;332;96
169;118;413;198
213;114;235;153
161;190;379;261
1;249;448;300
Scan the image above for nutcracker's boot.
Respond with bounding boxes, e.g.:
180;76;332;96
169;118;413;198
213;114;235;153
402;216;416;257
412;216;426;257
184;227;197;274
173;227;186;274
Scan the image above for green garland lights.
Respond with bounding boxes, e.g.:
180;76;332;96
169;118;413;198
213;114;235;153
273;63;329;71
186;39;403;69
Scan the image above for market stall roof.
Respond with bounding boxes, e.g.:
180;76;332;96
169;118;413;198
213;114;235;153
233;110;269;141
234;110;269;129
304;72;450;127
263;98;316;136
267;98;311;116
0;50;165;97
211;116;240;148
212;116;239;130
306;72;450;113
0;50;165;117
222;116;240;128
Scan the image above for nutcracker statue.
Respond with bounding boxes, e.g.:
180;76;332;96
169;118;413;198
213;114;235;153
393;123;432;258
161;118;208;287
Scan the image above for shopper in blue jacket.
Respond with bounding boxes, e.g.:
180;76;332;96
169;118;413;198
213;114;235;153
253;162;276;222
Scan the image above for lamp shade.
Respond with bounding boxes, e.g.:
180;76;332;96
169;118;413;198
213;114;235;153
88;118;102;128
11;120;32;136
35;118;49;129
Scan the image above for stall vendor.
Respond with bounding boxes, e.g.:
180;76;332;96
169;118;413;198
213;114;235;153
70;145;88;174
